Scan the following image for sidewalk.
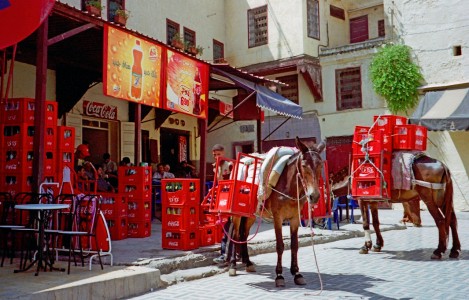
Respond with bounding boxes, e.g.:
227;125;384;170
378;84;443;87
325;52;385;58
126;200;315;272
0;209;408;299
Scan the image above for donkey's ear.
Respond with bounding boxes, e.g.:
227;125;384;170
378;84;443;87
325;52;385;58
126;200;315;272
317;140;326;153
295;136;308;152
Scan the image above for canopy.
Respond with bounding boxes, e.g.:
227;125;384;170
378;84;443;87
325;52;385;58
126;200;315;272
211;69;303;119
409;88;469;131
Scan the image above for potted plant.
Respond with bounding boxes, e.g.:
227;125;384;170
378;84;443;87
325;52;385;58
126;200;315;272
114;8;130;25
185;42;198;56
171;33;184;50
196;45;204;56
85;1;104;16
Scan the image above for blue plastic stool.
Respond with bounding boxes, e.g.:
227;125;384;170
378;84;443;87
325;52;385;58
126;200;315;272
332;196;359;229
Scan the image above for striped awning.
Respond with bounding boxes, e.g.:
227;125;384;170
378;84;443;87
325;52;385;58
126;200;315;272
409;88;469;131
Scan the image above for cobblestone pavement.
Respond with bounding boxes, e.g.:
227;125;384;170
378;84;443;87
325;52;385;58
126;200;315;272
131;210;469;300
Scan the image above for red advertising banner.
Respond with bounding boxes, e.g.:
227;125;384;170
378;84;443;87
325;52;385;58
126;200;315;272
219;101;233;119
103;25;163;107
83;101;118;120
178;136;187;163
165;50;209;119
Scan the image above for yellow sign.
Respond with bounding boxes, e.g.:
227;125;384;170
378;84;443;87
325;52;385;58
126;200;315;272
103;25;163;107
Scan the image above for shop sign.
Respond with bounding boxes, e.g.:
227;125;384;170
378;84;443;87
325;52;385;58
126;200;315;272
83;101;117;120
103;25;163;107
165;50;209;119
219;101;233;119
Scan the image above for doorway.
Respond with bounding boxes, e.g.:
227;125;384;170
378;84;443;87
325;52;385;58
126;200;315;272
160;128;190;171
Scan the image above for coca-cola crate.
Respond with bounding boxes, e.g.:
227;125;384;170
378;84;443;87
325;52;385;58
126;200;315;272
128;220;151;238
0;174;34;197
352;126;383;155
100;193;127;218
119;183;152;200
162;230;198;251
57;126;75;151
3;124;34;149
0;98;58;125
127;200;152;221
162;205;199;231
106;216;128;241
301;177;330;218
209;180;258;218
393;125;427;151
351;154;383;179
2;149;55;175
118;166;152;185
161;179;199;206
373;115;408;134
199;224;216;247
352;177;390;198
56;150;74;170
200;212;229;226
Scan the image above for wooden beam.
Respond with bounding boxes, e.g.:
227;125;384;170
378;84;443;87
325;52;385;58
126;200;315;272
48;23;97;46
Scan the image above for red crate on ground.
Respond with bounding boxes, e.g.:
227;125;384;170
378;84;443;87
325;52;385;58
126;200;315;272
393;125;427;151
100;193;127;218
57;126;75;151
119;183;152;200
128;220;151;238
162;205;199;230
118;166;152;185
162;230;198;250
3;124;34;149
0;174;34;197
352;126;383;155
127;200;152;221
106;216;128;241
161;179;200;206
199;224;216;246
2;149;34;173
210;180;258;218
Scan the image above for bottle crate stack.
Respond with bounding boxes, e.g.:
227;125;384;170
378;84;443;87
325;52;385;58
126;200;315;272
161;179;200;250
100;192;128;240
0;98;58;196
56;126;75;184
118;166;152;238
351;115;427;200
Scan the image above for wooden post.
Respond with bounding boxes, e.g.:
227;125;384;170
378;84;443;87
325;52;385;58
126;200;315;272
134;103;141;166
198;117;207;202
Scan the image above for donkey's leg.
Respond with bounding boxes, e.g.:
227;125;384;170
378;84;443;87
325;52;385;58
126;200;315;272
449;210;461;259
288;217;306;285
420;191;447;259
359;200;372;254
369;202;383;252
274;217;285;287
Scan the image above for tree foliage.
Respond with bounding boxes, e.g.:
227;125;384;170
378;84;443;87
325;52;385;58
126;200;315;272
369;44;423;114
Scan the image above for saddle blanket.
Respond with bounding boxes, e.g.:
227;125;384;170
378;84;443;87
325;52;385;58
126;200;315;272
392;151;425;190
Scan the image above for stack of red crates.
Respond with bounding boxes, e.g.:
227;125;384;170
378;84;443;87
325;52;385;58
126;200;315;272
0;98;58;196
351;115;428;199
100;192;128;240
55;126;75;184
118;166;152;238
161;179;200;250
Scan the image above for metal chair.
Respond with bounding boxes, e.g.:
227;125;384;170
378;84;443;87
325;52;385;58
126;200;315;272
0;192;25;266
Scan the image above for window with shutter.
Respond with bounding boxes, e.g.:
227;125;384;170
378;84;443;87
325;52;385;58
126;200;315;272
166;19;180;44
307;0;320;39
378;19;385;37
330;5;345;20
336;67;362;110
277;74;299;104
213;39;225;62
184;27;196;47
248;5;268;48
350;15;369;43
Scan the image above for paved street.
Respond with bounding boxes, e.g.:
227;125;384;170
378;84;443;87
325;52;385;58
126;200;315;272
131;210;469;300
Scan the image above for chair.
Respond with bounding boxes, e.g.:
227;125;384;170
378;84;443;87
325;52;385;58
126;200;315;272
332;196;359;230
0;192;25;266
57;194;104;274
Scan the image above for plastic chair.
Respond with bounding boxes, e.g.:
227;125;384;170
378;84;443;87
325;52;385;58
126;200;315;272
332;196;359;229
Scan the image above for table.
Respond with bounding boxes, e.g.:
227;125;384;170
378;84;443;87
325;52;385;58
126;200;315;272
14;203;69;276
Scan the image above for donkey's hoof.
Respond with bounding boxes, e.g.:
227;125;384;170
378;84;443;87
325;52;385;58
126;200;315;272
275;275;285;287
359;246;369;254
294;274;306;285
365;241;372;249
372;245;382;252
430;253;442;260
449;250;460;259
245;264;256;272
229;268;237;276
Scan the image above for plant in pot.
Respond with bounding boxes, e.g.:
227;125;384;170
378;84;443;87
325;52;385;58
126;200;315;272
185;42;198;56
85;1;104;16
114;8;130;25
196;45;204;56
171;33;184;50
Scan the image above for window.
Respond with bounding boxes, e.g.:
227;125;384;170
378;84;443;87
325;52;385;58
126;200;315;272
166;19;180;44
350;15;369;43
213;39;225;63
108;0;125;22
453;45;462;56
307;0;320;39
336;67;362;110
248;5;268;48
330;5;345;20
183;27;196;47
378;20;385;37
277;75;299;104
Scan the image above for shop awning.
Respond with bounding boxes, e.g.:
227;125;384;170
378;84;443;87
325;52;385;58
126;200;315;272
211;68;303;119
409;88;469;131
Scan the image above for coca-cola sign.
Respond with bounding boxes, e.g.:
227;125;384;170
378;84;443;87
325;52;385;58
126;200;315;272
83;101;117;120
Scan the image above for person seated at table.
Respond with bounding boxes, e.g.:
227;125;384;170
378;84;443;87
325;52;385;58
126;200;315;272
152;163;173;181
177;160;197;178
96;165;115;192
163;163;176;178
101;152;118;188
119;157;133;166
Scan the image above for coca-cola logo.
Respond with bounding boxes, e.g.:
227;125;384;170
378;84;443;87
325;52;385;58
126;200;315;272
83;101;117;120
168;196;180;203
167;220;180;227
168;241;178;246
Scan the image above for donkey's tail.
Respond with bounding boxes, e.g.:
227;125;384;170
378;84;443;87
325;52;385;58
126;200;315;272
443;164;454;234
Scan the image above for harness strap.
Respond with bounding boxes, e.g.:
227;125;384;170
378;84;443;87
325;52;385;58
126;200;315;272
412;179;446;190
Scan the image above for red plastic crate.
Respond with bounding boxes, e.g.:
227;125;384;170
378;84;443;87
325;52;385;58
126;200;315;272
199;224;216;246
351;177;391;198
161;179;200;206
373;115;408;133
393;125;427;151
128;220;151;238
118;166;152;185
352;126;383;155
0;98;58;125
57;126;75;151
210;180;258;218
351;154;383;179
127;200;152;221
100;193;127;218
3;124;34;149
162;230;198;250
162;205;199;231
119;183;152;200
1;149;55;175
0;174;34;197
106;216;128;241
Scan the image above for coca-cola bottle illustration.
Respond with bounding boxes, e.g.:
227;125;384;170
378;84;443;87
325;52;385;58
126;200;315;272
192;68;201;115
131;40;143;100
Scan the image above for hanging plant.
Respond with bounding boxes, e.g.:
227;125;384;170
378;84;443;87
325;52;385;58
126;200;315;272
369;44;424;114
